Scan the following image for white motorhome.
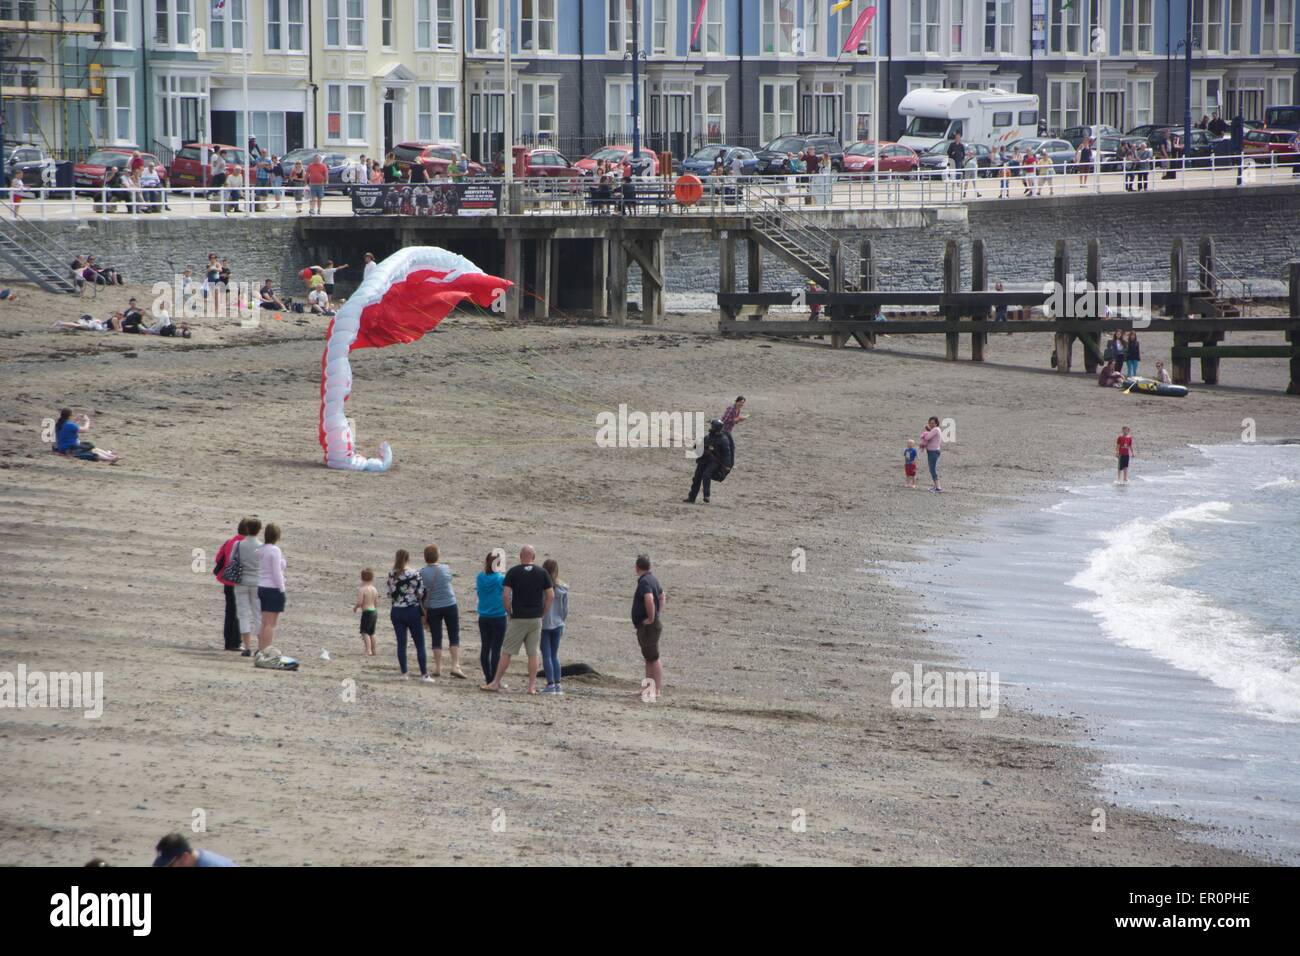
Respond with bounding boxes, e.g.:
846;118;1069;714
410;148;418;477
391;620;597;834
898;88;1041;152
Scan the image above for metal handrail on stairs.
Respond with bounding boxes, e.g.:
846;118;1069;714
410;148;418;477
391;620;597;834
744;178;859;291
0;199;81;293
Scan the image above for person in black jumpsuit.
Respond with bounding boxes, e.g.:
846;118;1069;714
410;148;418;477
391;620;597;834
685;419;734;504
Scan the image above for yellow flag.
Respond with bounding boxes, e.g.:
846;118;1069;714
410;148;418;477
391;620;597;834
831;0;852;12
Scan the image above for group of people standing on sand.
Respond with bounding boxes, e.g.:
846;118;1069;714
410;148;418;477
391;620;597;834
213;518;295;670
212;534;667;699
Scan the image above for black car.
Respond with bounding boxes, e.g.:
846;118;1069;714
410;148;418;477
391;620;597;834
917;140;994;177
4;143;51;190
1169;129;1238;166
754;134;844;174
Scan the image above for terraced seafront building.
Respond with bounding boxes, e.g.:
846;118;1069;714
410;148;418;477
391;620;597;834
2;2;1297;165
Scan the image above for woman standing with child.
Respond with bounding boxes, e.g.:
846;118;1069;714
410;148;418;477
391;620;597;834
920;417;944;493
388;550;432;682
475;552;507;685
540;559;569;695
420;545;465;679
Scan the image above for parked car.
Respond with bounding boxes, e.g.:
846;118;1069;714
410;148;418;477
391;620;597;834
511;146;584;179
1243;128;1300;166
392;141;486;179
74;147;168;194
4;143;51;189
168;143;249;189
679;144;759;177
754;133;844;174
1263;105;1300;130
841;141;920;176
279;149;352;191
1168;128;1238;166
917;140;994;177
1061;124;1123;148
575;145;661;178
1006;137;1077;171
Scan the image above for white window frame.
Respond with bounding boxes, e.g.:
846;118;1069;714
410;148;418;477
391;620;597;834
150;1;195;50
803;0;822;55
760;79;797;143
608;0;633;55
983;0;1015;54
837;4;875;54
210;0;246;51
844;78;875;141
651;0;669;55
106;0;132;48
94;72;136;146
1125;77;1153;129
1190;74;1224;120
325;82;369;145
470;0;495;53
1048;0;1084;54
693;80;726;141
605;77;647;138
909;0;941;55
691;0;724;54
762;0;797;55
519;80;558;140
1119;0;1153;54
521;0;556;54
266;0;306;53
414;0;457;51
249;111;288;158
1261;0;1295;54
382;0;395;49
1048;76;1083;133
417;84;459;142
1191;0;1225;56
326;0;367;50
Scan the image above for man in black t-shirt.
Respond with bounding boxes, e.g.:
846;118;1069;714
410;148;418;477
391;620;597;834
483;545;552;694
632;554;666;699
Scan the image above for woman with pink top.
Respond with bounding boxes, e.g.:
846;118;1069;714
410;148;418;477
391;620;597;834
254;523;297;670
919;417;944;493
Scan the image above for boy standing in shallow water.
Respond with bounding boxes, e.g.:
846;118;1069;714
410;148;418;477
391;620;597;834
354;568;379;656
1116;426;1134;483
903;439;918;488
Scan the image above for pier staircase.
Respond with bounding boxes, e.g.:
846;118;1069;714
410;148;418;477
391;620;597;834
745;179;859;292
0;202;80;294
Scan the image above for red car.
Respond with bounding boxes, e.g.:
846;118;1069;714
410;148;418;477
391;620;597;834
575;144;661;178
511;146;584;179
841;141;920;175
1243;128;1299;166
74;147;168;193
168;143;250;189
392;141;485;178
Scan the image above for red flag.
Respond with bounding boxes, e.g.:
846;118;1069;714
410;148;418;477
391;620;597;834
842;4;876;54
350;269;506;350
690;0;708;49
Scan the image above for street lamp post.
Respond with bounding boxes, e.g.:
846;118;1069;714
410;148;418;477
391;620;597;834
1091;3;1103;193
631;0;641;165
1183;0;1192;173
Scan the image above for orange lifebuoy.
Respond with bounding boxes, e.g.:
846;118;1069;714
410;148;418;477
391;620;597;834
674;174;703;205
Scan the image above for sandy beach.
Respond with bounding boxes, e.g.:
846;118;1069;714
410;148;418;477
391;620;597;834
1;280;1294;866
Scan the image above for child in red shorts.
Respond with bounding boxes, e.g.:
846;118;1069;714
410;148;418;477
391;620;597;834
1115;426;1134;483
903;438;918;488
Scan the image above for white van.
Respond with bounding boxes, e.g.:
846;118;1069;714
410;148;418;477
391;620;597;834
898;88;1041;152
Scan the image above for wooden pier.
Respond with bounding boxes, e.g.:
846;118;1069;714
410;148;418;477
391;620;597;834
718;237;1300;395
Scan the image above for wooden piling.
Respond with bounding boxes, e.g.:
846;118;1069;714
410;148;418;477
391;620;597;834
943;240;960;361
609;229;628;326
534;234;552;319
1169;238;1190;385
718;231;736;326
503;231;522;322
1289;261;1300;395
1083;239;1101;373
970;239;988;363
1052;240;1071;372
854;238;877;349
590;238;608;317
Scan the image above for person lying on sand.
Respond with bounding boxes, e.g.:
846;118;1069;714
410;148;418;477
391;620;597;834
56;314;116;332
0;288;19;302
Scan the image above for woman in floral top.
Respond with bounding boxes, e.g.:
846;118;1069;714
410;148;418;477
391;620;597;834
387;549;432;681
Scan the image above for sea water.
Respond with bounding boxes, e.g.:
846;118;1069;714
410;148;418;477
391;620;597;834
899;442;1300;861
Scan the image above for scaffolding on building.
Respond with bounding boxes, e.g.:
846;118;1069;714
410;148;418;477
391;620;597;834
0;0;105;160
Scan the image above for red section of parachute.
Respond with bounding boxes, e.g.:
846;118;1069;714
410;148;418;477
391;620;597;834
350;269;510;351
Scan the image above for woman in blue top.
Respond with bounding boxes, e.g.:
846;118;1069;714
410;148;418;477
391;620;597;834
53;409;119;462
475;551;507;685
